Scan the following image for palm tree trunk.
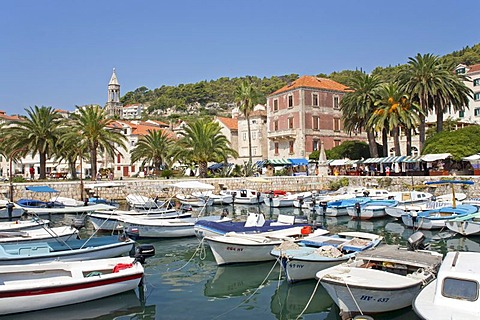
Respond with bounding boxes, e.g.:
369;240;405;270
436;100;444;133
90;148;97;181
382;128;388;157
367;129;378;158
39;152;47;179
199;162;208;178
418;95;427;152
393;127;401;156
406;128;412;155
246;115;252;164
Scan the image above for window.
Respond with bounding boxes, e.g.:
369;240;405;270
289;141;294;154
288;95;293;108
474;93;480;101
130;140;135;147
288;117;294;129
442;278;478;302
334;139;341;147
475;108;480;116
273;99;279;111
474;78;480;86
456;67;466;74
274;142;279;155
334;118;341;131
313;140;319;151
312;93;318;106
313;116;320;130
459;110;465;118
117;153;122;163
333;96;340;109
251;119;257;124
252;131;257;140
274;120;278;131
411;146;419;156
243;132;247;141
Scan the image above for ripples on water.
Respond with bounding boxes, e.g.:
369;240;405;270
7;204;480;320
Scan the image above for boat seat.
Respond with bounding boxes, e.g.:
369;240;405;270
244;213;266;227
275;214;295;225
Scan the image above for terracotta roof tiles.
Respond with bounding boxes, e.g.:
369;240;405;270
270;75;348;95
216;116;238;130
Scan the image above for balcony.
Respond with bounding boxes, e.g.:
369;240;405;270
267;129;296;140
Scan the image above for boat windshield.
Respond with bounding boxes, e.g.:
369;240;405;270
442;277;479;301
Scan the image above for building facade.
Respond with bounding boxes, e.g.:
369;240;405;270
266;75;367;160
105;68;123;118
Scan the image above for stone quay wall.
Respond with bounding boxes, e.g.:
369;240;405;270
6;175;480;202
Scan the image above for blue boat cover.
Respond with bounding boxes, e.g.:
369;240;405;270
25;186;59;193
425;180;474;185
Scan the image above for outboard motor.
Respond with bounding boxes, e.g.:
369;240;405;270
134;244;156;264
363;190;370;197
408;231;428;251
125;226;140;240
320;201;328;216
354;202;361;217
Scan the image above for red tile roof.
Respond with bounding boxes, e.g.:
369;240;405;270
216;116;238;130
468;64;480;73
270;75;348;95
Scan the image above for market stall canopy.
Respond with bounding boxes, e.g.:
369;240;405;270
329;159;349;166
255;160;267;167
381;156;406;163
362;157;384;164
401;155;422;163
288;158;308;166
421;153;452;162
268;158;291;165
463;153;480;161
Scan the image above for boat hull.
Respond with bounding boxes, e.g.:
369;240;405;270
0;257;143;315
207;239;278;265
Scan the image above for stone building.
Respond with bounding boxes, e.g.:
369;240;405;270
105;68;123;118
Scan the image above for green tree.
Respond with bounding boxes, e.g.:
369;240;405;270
174;119;238;178
369;83;422;156
7;106;62;179
68;105;127;180
423;126;480;161
325;140;370;160
130;129;173;173
234;80;261;164
341;72;382;157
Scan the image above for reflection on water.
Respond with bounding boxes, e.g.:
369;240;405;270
13;205;480;320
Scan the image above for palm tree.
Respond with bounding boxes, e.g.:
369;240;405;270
68;105;127;180
130;129;173;174
234;80;261;164
369;83;423;156
341;72;382;158
174;119;238;178
7;106;62;179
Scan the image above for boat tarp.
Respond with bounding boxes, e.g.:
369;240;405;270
425;180;474;185
25;186;59;193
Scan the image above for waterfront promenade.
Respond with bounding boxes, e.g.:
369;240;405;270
6;174;480;202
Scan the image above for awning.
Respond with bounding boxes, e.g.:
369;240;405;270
463;153;480;161
288;158;308;166
401;155;423;163
345;159;360;165
25;186;59;193
268;158;290;165
381;156;406;163
421;153;452;162
255;160;267;167
329;159;349;166
363;157;384;164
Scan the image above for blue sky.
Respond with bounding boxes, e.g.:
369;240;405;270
1;0;479;115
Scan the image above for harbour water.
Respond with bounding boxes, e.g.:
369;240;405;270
6;203;479;320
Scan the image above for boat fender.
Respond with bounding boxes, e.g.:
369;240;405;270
113;263;133;273
301;226;312;235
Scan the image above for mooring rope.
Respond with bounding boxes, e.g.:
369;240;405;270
344;277;364;316
168;237;206;272
295;277;322;320
213;259;279;319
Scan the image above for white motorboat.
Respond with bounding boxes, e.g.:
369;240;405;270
0;218;49;232
175;193;214;207
270;231;383;282
205;227;329;265
346;199;398;220
445;211;480;236
88;207;191;231
414;251;480;320
192;190;233;205
0;256;146;315
126;194;158;210
388;190;433;204
0;225;78;243
219;189;264;205
49;196;84;207
385;200;451;219
293;186;367;209
264;191;312;208
401;204;478;230
0;200;25;219
315;232;443;318
123;215;230;238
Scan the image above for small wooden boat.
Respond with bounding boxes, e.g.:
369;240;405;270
126;194;158;210
0;234;135;265
0;256;149;315
315;232;443;318
414;251;480;320
325;197;370;217
0;218;49;232
0;200;25;219
271;231;383;282
204;227;329;265
445;211;480;236
194;212;308;238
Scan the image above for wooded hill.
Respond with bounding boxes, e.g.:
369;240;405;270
121;43;480;121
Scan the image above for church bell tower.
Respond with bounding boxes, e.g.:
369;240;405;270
105;68;123;118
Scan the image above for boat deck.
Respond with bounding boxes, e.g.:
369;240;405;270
356;244;442;268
